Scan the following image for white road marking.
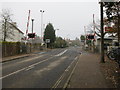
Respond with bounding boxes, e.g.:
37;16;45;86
35;56;68;75
52;56;78;88
1;50;68;80
63;56;79;88
0;56;53;80
2;55;44;65
38;52;45;54
55;49;68;56
25;66;34;71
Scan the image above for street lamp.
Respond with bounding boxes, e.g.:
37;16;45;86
40;10;44;44
55;29;59;37
31;18;34;52
31;19;34;33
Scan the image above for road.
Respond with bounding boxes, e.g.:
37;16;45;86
1;46;81;88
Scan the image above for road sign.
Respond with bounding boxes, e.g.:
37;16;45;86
105;27;113;32
28;33;35;38
45;39;50;43
86;34;95;40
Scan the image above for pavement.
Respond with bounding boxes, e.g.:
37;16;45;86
66;52;113;88
2;53;32;63
1;48;57;63
1;49;53;63
1;51;47;63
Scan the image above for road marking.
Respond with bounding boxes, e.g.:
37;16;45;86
0;68;26;80
23;55;44;62
55;49;68;56
38;52;45;54
35;56;68;76
51;56;78;89
0;56;53;80
25;66;35;71
2;55;44;65
63;56;79;88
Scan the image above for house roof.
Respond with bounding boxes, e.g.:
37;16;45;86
8;22;24;34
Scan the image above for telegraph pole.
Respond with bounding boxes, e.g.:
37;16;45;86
31;19;34;33
3;19;7;41
84;26;87;47
100;2;105;63
92;14;95;52
40;10;44;45
31;19;34;52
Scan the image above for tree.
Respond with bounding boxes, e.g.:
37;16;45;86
87;19;112;38
80;35;85;42
0;9;14;41
54;37;67;48
103;1;120;42
43;23;56;48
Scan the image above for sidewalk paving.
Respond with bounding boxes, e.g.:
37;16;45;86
1;53;32;63
67;52;114;88
1;49;51;63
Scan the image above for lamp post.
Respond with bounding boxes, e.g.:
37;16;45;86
40;10;44;44
55;29;59;37
31;19;34;52
31;19;34;33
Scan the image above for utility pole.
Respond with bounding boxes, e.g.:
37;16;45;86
84;26;87;49
92;14;95;52
31;19;34;33
3;19;7;41
55;29;59;37
100;2;105;63
40;10;44;45
31;19;34;52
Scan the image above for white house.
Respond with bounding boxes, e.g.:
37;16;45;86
0;22;24;42
94;37;119;53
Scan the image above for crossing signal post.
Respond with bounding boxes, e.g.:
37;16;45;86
28;33;35;38
86;34;95;52
86;34;95;40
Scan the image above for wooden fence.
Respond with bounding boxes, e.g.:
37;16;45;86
1;42;44;57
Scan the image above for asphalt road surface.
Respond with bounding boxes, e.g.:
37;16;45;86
1;46;81;88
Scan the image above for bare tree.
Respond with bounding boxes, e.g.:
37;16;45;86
0;9;14;41
87;19;117;38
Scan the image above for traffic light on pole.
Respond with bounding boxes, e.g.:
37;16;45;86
28;33;35;38
87;34;95;40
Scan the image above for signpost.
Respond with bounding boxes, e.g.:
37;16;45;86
45;39;50;51
28;33;35;38
86;34;95;40
45;39;50;43
105;27;113;32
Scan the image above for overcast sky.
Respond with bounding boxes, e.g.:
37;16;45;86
1;1;100;40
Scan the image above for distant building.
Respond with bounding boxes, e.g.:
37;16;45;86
0;22;24;42
95;37;115;53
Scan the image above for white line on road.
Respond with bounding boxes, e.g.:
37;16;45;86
52;56;78;89
55;49;68;57
0;57;53;80
2;55;44;66
63;56;79;88
1;50;68;80
25;66;35;71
